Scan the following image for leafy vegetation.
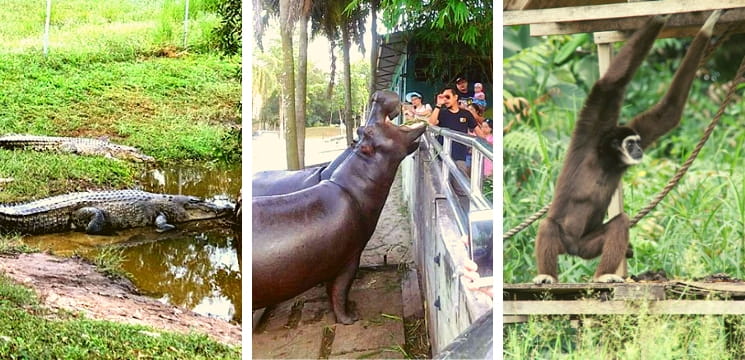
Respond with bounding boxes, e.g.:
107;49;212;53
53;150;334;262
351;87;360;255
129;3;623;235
504;25;745;357
364;0;493;84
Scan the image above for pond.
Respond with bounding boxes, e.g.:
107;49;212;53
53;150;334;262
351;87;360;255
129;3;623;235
22;164;242;323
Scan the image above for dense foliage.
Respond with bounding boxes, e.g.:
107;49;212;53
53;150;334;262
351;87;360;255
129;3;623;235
350;0;493;84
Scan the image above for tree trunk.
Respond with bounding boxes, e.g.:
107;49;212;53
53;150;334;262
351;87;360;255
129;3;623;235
368;0;379;96
295;0;312;168
279;0;299;170
342;25;354;146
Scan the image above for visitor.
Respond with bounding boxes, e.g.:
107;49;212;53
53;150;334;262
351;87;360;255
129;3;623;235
454;76;475;107
403;91;432;122
429;87;484;211
473;82;487;108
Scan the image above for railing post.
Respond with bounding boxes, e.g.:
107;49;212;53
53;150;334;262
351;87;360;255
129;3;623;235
442;137;452;190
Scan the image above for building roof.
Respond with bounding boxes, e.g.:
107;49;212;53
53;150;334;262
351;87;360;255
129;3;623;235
373;32;408;91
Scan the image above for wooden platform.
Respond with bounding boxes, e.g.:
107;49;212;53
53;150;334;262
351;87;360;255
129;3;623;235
504;281;745;323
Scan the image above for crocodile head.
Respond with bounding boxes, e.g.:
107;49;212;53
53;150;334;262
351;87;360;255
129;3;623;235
180;196;235;221
111;144;155;162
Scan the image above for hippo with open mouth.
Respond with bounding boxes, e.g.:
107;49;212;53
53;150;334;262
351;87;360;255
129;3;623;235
252;90;426;324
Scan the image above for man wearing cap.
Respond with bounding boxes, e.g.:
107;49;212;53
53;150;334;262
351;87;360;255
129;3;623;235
429;87;484;210
454;76;475;106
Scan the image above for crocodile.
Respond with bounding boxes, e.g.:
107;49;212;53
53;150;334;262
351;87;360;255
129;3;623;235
0;134;154;162
0;190;233;235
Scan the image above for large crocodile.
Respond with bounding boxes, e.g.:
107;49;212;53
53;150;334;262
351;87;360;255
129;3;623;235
0;134;154;162
0;190;233;235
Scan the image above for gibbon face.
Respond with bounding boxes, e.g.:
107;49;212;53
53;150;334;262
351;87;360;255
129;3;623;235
620;134;643;165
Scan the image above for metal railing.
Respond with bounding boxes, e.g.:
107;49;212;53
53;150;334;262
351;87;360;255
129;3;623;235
422;125;493;236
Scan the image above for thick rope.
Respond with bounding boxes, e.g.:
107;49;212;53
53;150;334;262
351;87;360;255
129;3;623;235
629;53;745;227
503;32;742;240
503;202;551;240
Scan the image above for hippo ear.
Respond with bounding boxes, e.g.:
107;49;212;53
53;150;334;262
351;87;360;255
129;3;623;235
360;144;374;156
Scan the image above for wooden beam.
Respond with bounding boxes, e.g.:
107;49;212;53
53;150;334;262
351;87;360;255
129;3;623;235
530;8;745;37
505;300;745;315
504;0;623;11
504;0;745;26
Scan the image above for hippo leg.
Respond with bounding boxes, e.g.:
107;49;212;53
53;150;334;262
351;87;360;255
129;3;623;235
326;254;362;324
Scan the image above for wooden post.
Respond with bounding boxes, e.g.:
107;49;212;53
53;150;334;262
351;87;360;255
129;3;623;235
596;40;628;278
43;0;52;56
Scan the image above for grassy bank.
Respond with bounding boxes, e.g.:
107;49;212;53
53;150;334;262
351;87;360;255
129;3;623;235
0;274;240;359
0;216;239;359
0;0;241;201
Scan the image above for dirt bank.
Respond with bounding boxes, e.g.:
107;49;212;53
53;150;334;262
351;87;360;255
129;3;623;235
0;252;241;346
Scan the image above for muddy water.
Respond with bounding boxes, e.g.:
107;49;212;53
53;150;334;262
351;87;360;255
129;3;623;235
22;164;242;323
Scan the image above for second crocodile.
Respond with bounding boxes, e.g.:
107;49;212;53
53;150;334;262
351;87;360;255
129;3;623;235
0;190;233;235
0;134;154;162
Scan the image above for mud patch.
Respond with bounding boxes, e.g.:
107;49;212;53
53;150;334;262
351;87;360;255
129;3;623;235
0;252;241;345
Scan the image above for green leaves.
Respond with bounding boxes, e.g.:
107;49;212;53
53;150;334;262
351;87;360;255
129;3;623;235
553;33;590;66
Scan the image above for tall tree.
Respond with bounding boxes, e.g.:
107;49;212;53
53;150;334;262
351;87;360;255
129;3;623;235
341;24;354;143
279;0;300;169
295;0;313;168
368;0;379;95
320;0;367;145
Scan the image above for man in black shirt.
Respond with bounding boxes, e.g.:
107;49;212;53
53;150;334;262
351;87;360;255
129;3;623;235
428;87;484;210
429;87;483;164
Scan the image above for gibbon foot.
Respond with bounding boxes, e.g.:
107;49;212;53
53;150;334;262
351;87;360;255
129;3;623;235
533;274;557;284
594;274;625;283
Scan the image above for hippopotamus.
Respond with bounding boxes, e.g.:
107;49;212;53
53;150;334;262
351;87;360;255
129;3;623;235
252;90;426;324
252;92;401;197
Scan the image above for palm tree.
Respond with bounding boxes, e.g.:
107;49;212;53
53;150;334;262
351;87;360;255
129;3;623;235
295;0;313;168
278;0;301;169
252;43;281;130
313;0;367;145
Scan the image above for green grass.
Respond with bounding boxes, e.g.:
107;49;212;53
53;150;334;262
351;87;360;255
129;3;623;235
0;0;222;54
0;234;36;255
0;52;241;163
0;275;240;359
505;314;744;359
0;150;135;202
89;247;133;281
